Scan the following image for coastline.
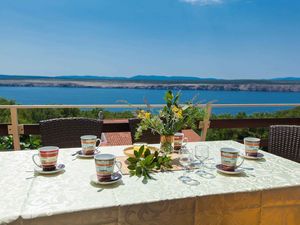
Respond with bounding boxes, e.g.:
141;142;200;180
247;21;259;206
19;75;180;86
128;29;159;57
1;79;300;92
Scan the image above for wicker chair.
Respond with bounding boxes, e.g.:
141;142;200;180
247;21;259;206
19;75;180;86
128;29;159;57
128;118;160;144
39;118;103;148
268;125;300;163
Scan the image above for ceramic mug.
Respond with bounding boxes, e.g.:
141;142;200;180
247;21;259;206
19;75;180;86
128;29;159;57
94;153;122;181
244;137;260;157
32;146;59;171
220;148;244;171
81;135;101;155
174;132;188;151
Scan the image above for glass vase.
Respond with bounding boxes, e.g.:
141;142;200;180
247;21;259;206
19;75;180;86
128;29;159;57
160;135;174;155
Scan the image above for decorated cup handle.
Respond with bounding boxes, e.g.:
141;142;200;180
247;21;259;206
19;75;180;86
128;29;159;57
95;138;101;152
115;161;122;173
32;154;42;168
236;155;245;168
182;137;188;147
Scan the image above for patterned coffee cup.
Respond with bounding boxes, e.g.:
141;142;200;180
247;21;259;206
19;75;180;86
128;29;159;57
220;148;244;171
81;135;101;155
244;137;260;157
174;133;188;151
32;146;59;171
94;154;122;181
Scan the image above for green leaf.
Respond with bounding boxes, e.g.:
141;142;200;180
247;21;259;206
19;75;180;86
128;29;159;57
138;145;145;157
144;154;154;165
127;165;136;170
142;176;148;184
144;148;151;157
143;170;148;178
146;171;152;179
148;163;155;170
155;163;161;170
137;160;144;168
158;157;163;164
136;167;142;177
129;171;135;177
127;157;137;164
164;90;173;104
134;150;139;158
174;92;180;104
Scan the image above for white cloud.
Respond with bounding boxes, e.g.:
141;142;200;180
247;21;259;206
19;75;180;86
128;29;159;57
181;0;224;6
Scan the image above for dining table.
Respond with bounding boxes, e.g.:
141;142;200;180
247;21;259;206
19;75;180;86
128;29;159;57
1;140;300;225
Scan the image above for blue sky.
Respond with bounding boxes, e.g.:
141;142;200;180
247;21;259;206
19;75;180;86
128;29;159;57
0;0;300;79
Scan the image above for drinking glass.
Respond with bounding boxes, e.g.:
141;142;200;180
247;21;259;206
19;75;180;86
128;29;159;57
178;147;193;181
194;144;209;171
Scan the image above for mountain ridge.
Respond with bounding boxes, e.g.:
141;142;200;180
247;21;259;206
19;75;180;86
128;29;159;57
0;74;300;92
0;74;299;82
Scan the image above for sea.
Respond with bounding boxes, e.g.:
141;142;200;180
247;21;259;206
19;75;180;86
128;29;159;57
0;86;299;115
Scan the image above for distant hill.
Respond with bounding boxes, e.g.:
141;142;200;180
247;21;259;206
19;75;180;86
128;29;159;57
0;74;299;83
0;74;210;81
0;74;219;83
54;75;216;82
0;75;48;79
271;77;300;81
129;75;218;81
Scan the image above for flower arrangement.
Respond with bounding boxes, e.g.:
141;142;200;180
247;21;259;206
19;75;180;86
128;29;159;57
135;90;204;153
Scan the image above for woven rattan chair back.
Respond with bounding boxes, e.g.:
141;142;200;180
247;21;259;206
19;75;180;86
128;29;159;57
269;125;300;163
128;118;160;144
39;118;103;148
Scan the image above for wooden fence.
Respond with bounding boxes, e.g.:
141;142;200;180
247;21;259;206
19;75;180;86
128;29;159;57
0;103;300;150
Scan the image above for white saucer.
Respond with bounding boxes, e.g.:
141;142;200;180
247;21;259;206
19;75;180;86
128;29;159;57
34;164;65;174
216;164;244;175
90;173;122;185
241;152;264;160
77;151;99;158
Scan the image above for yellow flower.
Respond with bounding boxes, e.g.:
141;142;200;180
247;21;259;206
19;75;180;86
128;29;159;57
172;106;183;118
137;110;145;119
137;110;151;119
144;112;151;119
172;106;179;113
176;109;183;119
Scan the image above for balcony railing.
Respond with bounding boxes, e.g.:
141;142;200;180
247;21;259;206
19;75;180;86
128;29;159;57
0;103;300;150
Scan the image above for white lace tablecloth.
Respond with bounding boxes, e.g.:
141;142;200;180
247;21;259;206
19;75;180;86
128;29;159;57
1;141;300;225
